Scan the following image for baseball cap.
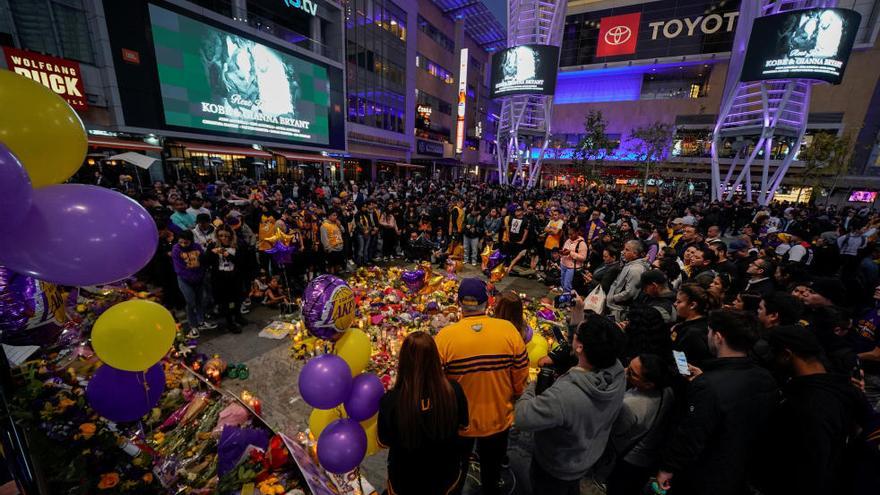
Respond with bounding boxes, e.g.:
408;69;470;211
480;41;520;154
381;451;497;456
671;217;684;224
727;239;750;252
768;325;824;357
458;278;488;307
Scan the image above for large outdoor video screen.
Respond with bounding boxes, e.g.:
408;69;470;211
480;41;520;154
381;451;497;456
742;8;860;84
149;4;332;144
490;44;560;99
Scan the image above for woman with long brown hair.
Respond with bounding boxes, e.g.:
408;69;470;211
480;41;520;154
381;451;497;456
378;331;469;495
494;291;528;342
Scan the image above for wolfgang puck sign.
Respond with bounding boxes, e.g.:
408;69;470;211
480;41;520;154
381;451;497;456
3;47;87;109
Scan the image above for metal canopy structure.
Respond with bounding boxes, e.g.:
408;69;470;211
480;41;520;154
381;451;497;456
710;0;838;205
431;0;507;52
495;0;566;188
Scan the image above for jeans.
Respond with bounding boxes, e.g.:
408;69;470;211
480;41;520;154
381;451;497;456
356;233;371;265
464;236;480;264
530;459;580;495
560;265;575;292
177;277;206;327
460;429;509;495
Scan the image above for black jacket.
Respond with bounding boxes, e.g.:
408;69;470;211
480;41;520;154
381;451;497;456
661;358;778;495
623;291;676;360
670;317;711;368
743;277;775;297
756;373;867;495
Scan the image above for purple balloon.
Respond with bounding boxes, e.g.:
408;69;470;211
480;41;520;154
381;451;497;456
487;250;504;270
524;324;534;344
0;185;159;286
265;241;294;266
537;308;556;322
87;363;165;423
343;373;384;422
0;143;32;232
0;266;36;334
401;269;425;293
299;354;353;409
302;275;355;340
317;418;367;474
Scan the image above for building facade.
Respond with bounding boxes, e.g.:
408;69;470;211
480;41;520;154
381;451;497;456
546;0;880;202
343;0;502;181
0;0;503;185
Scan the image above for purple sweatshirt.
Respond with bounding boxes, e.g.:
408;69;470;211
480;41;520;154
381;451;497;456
171;243;205;284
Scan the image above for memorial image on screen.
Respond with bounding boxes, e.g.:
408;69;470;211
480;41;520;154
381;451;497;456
490;44;560;98
849;191;877;203
742;8;860;84
149;4;331;144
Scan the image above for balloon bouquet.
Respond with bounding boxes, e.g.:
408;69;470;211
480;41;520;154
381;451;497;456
0;71;171;423
298;275;385;474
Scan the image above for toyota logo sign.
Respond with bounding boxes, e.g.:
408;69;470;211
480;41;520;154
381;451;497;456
604;25;632;45
597;12;641;57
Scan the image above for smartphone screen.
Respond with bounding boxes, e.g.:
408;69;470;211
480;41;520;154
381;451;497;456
673;350;691;376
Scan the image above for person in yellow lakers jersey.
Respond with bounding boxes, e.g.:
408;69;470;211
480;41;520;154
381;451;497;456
435;278;529;495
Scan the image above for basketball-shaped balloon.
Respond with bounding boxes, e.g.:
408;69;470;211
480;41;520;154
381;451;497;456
302;275;355;340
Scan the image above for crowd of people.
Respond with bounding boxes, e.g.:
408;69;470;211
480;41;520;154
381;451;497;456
120;173;880;494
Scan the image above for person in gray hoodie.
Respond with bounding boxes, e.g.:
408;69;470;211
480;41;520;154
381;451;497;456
607;240;651;321
515;314;627;495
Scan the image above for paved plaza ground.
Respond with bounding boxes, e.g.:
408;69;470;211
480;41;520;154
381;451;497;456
193;263;608;494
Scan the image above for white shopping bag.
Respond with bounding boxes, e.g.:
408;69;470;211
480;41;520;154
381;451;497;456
584;285;606;315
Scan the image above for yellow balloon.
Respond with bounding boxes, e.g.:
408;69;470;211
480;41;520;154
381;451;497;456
91;300;176;371
0;71;87;187
333;328;372;376
526;333;549;367
309;407;346;439
362;416;381;456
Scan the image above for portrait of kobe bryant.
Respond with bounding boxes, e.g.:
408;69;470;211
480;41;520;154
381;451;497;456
781;9;845;58
200;32;301;118
501;46;540;83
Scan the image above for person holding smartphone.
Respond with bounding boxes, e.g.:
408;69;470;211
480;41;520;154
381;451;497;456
655;310;777;495
560;225;587;294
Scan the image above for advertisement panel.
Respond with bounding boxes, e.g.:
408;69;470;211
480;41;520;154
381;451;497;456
741;8;860;84
490;44;560;98
456;48;468;153
561;0;741;67
2;47;87;109
150;3;331;144
101;0;345;150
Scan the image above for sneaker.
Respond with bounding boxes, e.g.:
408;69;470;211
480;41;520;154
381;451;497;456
242;299;252;308
185;327;200;339
239;306;250;315
200;321;218;331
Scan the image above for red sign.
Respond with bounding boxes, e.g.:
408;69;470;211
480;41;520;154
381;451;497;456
3;47;87;109
121;48;141;64
596;13;641;57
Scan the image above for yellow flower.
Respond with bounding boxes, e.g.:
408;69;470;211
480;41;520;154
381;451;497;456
98;472;119;489
152;432;165;444
58;397;75;410
79;423;96;440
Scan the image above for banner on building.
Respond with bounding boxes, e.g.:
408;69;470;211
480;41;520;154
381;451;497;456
3;47;87;109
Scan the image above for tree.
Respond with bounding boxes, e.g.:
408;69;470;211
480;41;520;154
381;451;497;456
797;131;856;204
574;110;612;182
628;121;674;193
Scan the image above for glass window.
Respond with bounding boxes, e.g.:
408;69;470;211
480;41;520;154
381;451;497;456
417;15;453;52
416;52;454;84
7;0;94;64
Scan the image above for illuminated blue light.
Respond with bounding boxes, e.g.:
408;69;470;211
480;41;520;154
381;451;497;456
555;60;713;104
555;72;642;103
